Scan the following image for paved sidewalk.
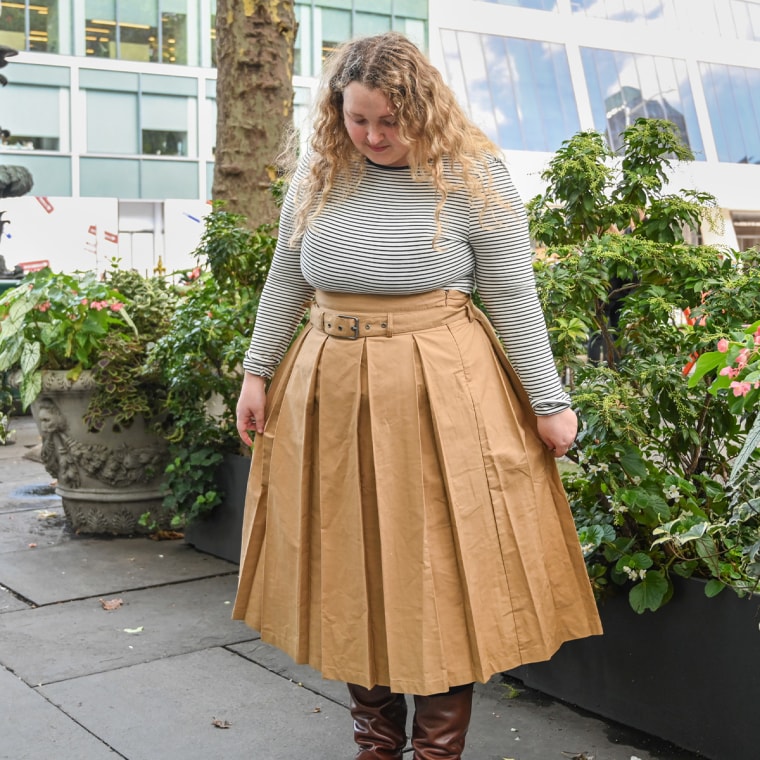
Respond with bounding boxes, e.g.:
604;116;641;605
0;415;703;760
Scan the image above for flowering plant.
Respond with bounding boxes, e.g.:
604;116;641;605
530;120;760;613
0;264;179;430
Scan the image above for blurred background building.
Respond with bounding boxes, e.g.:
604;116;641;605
0;0;758;272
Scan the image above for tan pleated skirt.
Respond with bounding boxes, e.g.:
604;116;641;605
233;289;602;695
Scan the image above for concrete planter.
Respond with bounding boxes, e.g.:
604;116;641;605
184;453;251;563
509;578;760;760
31;370;169;535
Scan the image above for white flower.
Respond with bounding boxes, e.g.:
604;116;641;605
664;485;681;501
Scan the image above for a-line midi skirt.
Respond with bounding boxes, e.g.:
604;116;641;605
233;289;602;695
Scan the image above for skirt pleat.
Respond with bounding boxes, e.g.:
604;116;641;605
233;290;602;695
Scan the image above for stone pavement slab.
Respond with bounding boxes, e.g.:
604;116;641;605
40;647;346;760
0;574;255;685
0;535;236;606
0;665;118;759
0;504;68;553
0;585;29;613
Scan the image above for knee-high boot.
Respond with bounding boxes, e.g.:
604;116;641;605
411;683;474;760
347;683;408;759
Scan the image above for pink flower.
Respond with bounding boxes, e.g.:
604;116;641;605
716;338;729;353
90;300;107;311
735;348;750;370
36;301;52;312
81;298;89;306
730;381;752;397
207;311;213;318
109;302;124;312
719;366;739;378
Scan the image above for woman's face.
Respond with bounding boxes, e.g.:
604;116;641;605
342;82;410;167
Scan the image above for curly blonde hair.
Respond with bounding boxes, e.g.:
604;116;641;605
286;32;507;243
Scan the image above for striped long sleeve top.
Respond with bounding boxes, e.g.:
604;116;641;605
243;153;571;415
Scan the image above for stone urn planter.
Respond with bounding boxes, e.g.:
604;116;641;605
31;370;169;535
508;578;760;760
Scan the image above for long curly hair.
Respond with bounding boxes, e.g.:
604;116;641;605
285;32;507;244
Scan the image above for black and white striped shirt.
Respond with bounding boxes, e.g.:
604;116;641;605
243;154;570;415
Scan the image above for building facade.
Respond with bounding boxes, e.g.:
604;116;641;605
0;0;758;272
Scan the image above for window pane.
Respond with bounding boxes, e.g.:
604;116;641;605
87;90;138;153
85;0;117;59
81;157;140;197
142;159;198;198
441;30;579;152
162;0;189;65
0;84;61;149
355;12;391;37
141;93;193;156
29;0;60;53
700;62;760;164
0;2;27;51
119;0;159;63
573;0;673;21
0;154;71;195
479;0;558;10
581;47;705;157
319;7;351;61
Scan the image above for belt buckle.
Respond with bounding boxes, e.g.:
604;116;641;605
337;314;360;339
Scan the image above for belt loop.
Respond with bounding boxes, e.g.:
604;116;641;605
444;289;449;306
387;313;394;337
465;299;475;322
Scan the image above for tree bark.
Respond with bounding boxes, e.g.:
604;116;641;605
213;0;296;227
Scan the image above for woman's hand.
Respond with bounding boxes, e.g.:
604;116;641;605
536;407;578;458
236;372;268;447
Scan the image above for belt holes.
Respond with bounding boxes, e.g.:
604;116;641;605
365;324;371;330
338;325;343;331
326;322;332;328
381;322;387;328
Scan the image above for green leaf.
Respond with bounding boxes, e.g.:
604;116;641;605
628;571;669;613
704;579;725;598
687;351;724;387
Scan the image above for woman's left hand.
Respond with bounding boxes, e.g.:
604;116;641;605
536;408;578;458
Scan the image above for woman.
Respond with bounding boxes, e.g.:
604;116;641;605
233;32;602;759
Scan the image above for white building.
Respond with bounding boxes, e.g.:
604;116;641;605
0;0;758;274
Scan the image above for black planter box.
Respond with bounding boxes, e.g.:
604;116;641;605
509;579;760;759
183;453;251;564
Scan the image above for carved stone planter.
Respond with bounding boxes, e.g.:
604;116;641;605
31;370;169;535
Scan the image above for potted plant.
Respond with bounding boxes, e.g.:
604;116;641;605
0;263;180;534
505;119;760;760
143;207;278;561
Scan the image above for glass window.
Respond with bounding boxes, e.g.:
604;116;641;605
86;90;139;153
0;154;71;195
572;0;673;22
0;0;60;53
319;6;351;61
141;93;194;156
581;47;705;158
161;0;190;64
700;62;760;164
0;83;63;150
440;30;579;152
85;0;117;58
480;0;558;10
119;0;159;63
81;156;140;197
142;159;198;198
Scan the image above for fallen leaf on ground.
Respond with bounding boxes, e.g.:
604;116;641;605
150;530;184;541
36;510;59;520
28;543;37;548
212;718;232;729
562;753;595;760
123;626;144;634
99;598;124;611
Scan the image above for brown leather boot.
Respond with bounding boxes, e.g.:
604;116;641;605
347;683;408;759
411;683;474;759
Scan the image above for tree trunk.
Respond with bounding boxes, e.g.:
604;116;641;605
213;0;296;227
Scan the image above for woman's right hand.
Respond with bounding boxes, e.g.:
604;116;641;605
236;372;268;447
